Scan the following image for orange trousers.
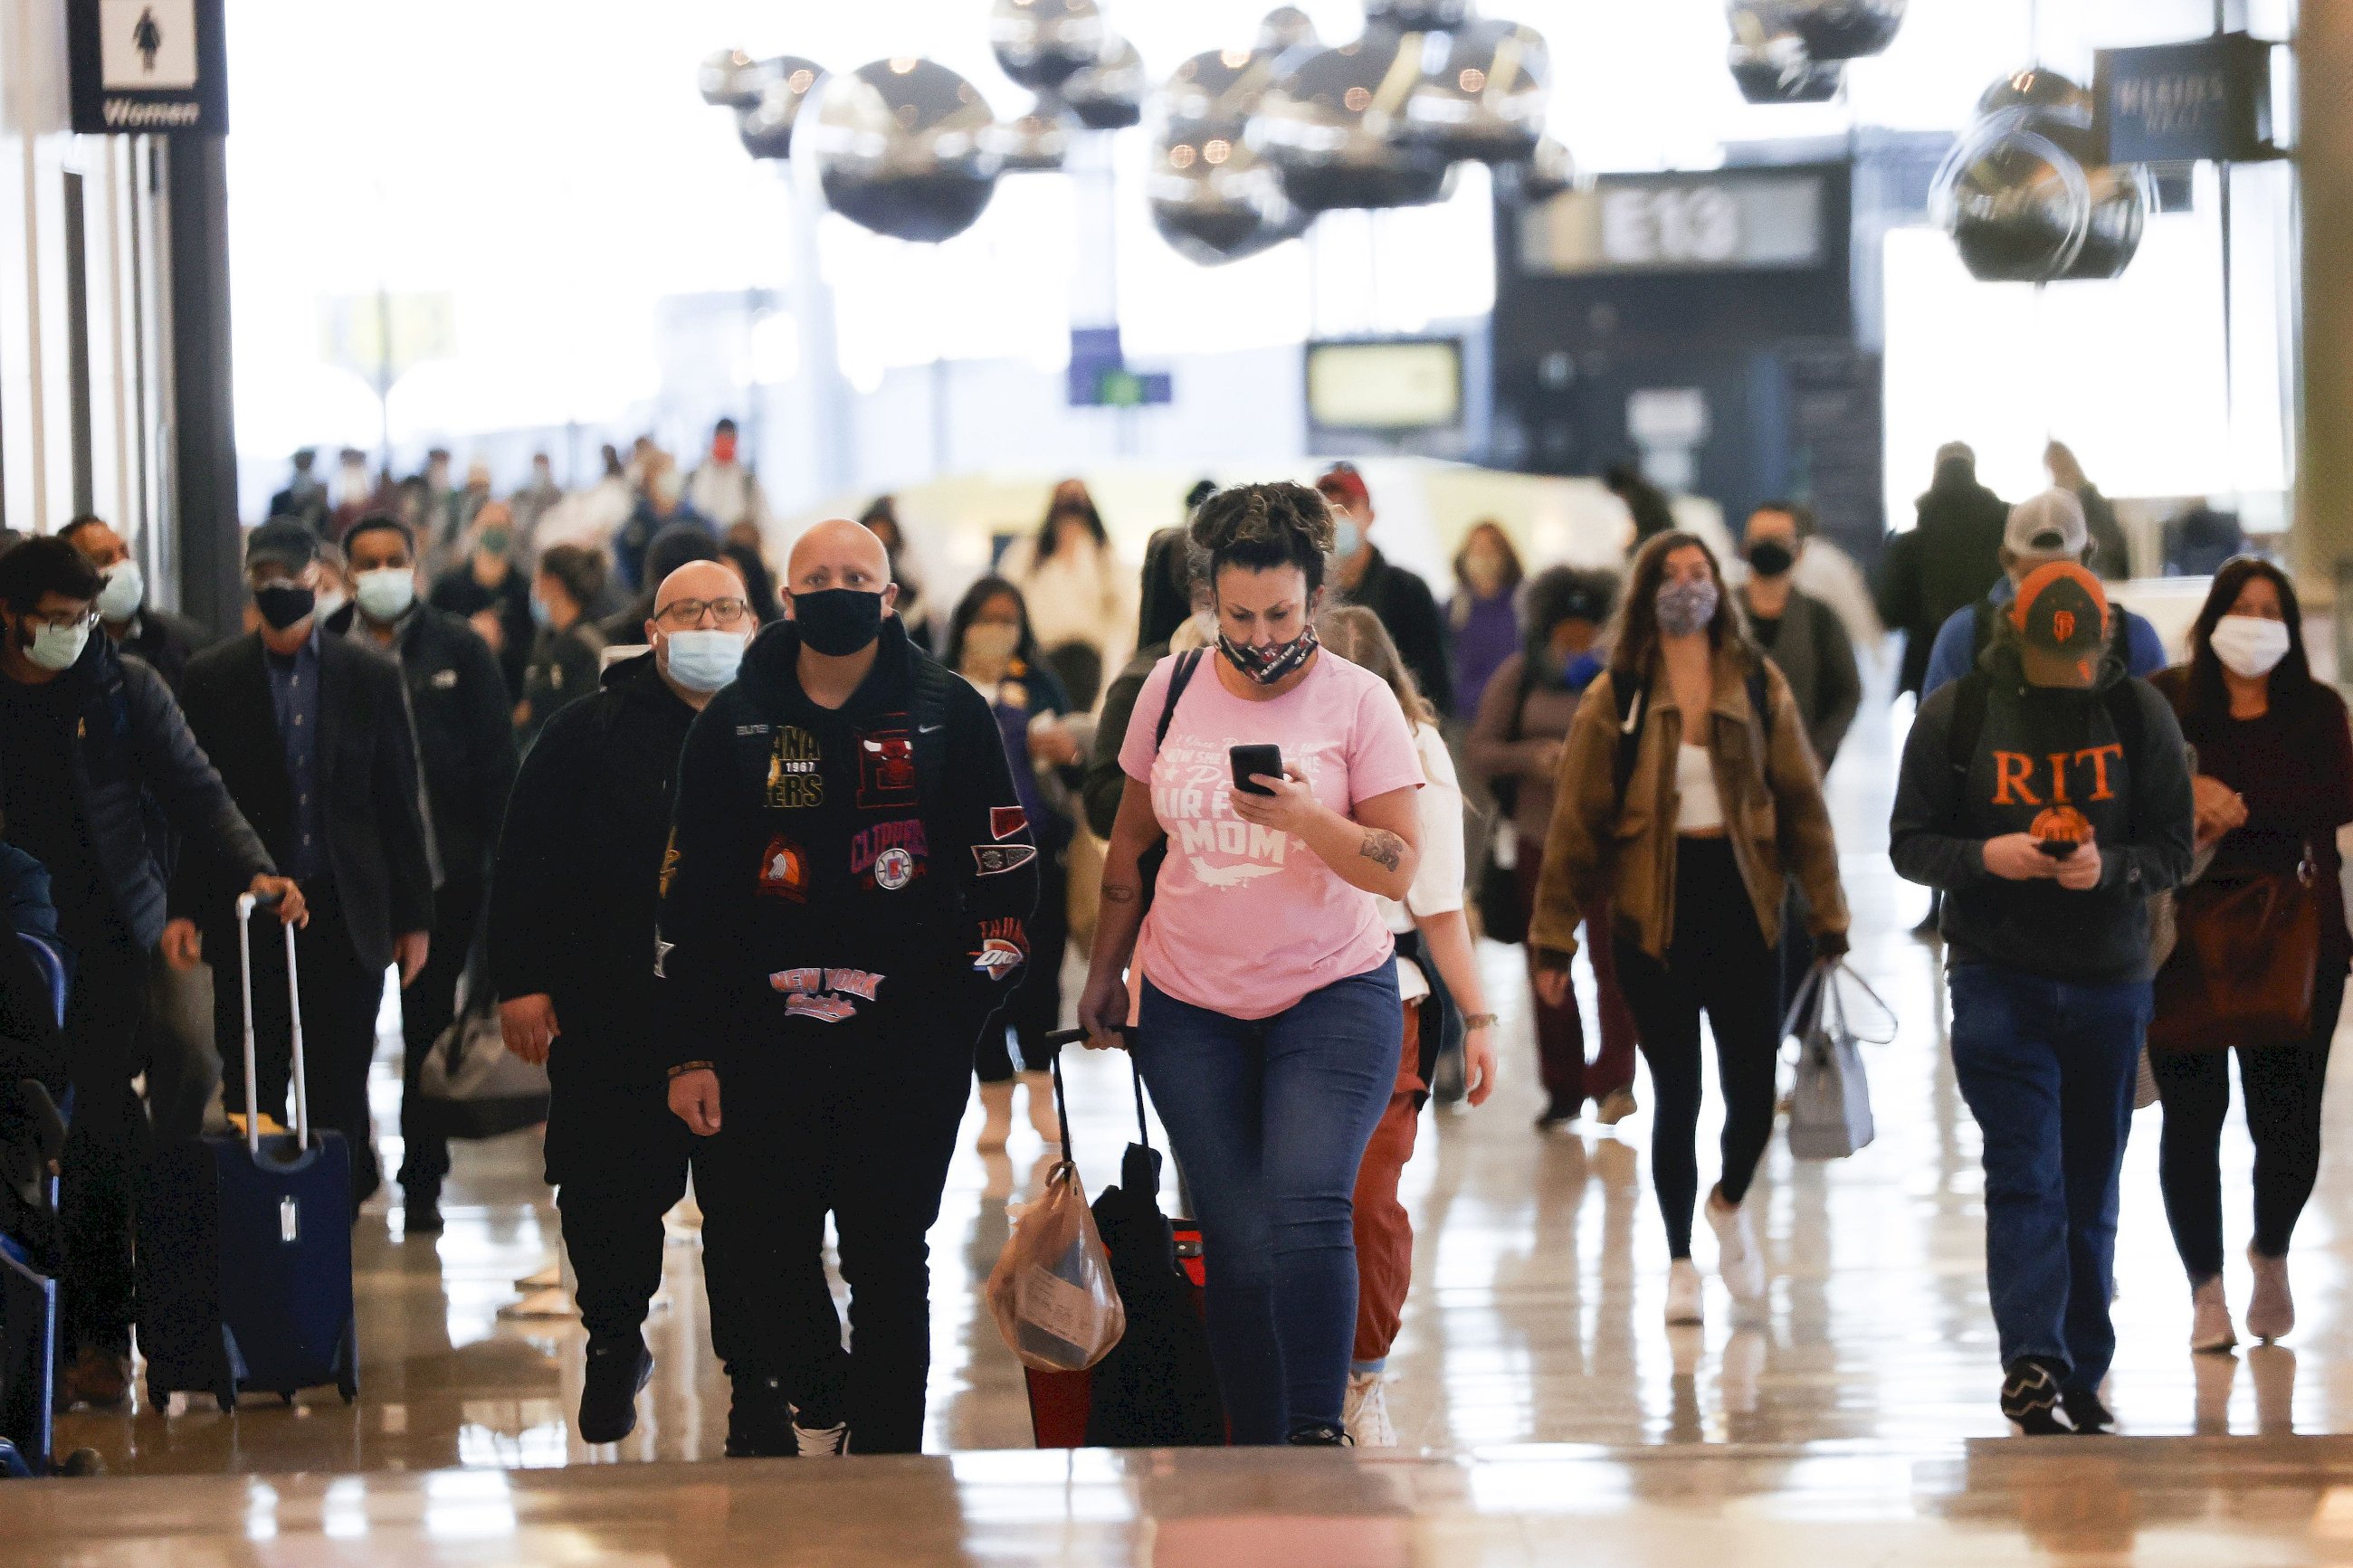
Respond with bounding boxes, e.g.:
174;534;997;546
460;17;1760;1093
1351;1003;1424;1365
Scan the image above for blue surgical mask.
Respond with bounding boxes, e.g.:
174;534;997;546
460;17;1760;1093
663;629;748;692
530;595;554;630
353;568;416;623
1333;519;1364;559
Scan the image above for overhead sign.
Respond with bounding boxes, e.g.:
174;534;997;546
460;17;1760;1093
2095;34;2283;165
67;0;228;134
1521;171;1828;276
1306;339;1463;433
1067;327;1172;409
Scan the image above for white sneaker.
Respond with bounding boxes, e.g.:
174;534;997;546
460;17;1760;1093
793;1417;850;1457
1342;1370;1396;1448
976;1081;1014;1153
2247;1248;2295;1344
2190;1276;2237;1354
1665;1259;1704;1325
1705;1187;1767;1304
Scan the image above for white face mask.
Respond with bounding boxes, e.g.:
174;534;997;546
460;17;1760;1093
662;628;748;692
24;618;90;672
96;560;144;622
354;567;416;623
2209;613;2291;679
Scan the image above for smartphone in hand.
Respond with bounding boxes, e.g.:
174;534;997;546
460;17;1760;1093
1230;744;1283;797
2037;840;2080;860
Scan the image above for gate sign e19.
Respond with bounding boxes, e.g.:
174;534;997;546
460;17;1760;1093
67;0;229;135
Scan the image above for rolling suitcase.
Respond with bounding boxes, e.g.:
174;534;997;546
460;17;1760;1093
139;893;358;1411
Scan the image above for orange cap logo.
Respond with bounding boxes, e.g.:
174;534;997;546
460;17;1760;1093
2053;610;2076;641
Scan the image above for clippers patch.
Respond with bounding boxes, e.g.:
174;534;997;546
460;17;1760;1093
851;819;929;891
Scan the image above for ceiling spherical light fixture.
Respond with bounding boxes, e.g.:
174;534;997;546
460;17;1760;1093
990;0;1111;92
2062;160;2154;281
1256;6;1322;53
1933;116;2092;283
1160;47;1278;143
1977;65;2094;124
1063;34;1147;130
700;49;769;109
1782;0;1907;62
1253;35;1456;212
809;59;1003;242
1400;18;1551;165
1364;0;1478;28
987;97;1074;172
1148;133;1308;264
735;58;826;160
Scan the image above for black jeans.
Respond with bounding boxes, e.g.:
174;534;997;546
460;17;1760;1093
976;841;1069;1083
2151;961;2348;1280
214;884;388;1206
1615;838;1782;1259
697;1035;968;1453
548;1063;701;1347
396;877;485;1195
58;936;151;1357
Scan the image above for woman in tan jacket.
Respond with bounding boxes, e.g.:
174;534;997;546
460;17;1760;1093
1531;532;1849;1326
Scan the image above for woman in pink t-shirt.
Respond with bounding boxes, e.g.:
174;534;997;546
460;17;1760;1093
1078;482;1424;1447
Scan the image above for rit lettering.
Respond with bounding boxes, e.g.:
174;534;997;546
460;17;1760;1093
1991;745;2122;807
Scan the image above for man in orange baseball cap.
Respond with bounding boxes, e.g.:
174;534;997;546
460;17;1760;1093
1889;555;2194;1436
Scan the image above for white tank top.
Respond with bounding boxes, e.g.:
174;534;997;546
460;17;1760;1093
1675;742;1724;832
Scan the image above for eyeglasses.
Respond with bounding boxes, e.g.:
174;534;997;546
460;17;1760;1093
31;608;99;632
655;596;752;630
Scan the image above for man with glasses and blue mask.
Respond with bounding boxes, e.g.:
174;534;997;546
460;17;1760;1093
488;557;755;1447
0;535;299;1410
177;518;433;1220
329;513;517;1233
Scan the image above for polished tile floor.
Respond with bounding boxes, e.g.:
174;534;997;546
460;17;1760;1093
25;687;2353;1562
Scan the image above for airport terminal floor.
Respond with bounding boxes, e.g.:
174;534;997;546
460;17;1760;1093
24;695;2353;1563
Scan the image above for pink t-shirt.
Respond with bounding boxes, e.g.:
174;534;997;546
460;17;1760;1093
1119;649;1424;1021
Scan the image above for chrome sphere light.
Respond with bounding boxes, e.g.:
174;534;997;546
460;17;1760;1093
1977;65;2095;124
990;0;1110;92
1257;6;1322;53
1783;0;1906;62
1253;34;1455;212
1064;34;1148;130
2065;159;2154;280
736;58;825;160
1161;46;1275;142
988;97;1073;172
1933;112;2092;282
700;49;768;109
1728;33;1844;102
1401;18;1550;164
1365;0;1478;27
809;59;1003;242
1149;131;1309;264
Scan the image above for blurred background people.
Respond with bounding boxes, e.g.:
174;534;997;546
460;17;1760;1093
685;417;771;541
945;576;1081;1151
431;503;536;699
1604;461;1679;553
2044;441;2131;582
510;451;566;562
999;479;1131;711
1465;565;1636;1131
1086;510;1208;841
860;496;933;651
270;448;332;539
62;514;205;693
519;545;610;746
604;524;724;645
1877;441;2009;704
1319;462;1453;720
1739;503;1862;773
614;451;710;594
720;522;783;626
1448;520;1524;724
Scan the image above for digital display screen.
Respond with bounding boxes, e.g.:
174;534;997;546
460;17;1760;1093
1520;172;1828;275
1305;338;1464;432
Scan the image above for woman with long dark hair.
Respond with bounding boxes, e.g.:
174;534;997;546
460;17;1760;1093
2148;557;2353;1350
999;478;1134;709
944;575;1083;1151
1078;482;1424;1445
1530;532;1848;1326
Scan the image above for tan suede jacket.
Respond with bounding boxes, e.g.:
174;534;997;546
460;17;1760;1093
1529;646;1848;963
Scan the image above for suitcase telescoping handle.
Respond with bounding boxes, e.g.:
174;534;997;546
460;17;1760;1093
236;889;310;1158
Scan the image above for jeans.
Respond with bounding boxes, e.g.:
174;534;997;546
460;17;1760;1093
2150;960;2347;1279
1948;964;2150;1391
1614;838;1782;1259
1136;959;1400;1443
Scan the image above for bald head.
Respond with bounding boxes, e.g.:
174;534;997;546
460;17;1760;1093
653;557;744;621
785;518;893;602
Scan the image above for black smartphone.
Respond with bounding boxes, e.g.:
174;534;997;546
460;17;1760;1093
1230;744;1283;797
2037;840;2080;860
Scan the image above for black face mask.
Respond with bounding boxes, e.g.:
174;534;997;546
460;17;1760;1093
1745;540;1796;579
791;589;884;657
254;584;317;631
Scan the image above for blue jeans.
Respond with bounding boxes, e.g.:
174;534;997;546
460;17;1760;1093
1136;960;1401;1443
1948;964;2151;1392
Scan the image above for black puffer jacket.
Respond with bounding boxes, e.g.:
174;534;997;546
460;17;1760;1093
488;651;697;1087
1;634;272;952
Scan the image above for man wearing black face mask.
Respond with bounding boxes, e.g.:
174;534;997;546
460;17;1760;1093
177;519;435;1214
1739;503;1861;772
661;518;1038;1457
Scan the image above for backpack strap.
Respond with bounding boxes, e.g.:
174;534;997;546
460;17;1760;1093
1946;670;1992;786
1610;671;1646;814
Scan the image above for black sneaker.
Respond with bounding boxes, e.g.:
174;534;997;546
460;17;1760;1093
1286;1422;1354;1447
404;1185;444;1235
2062;1384;2117;1435
578;1336;653;1445
2000;1358;2075;1435
726;1373;795;1458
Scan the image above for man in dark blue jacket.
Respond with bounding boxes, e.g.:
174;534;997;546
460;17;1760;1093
0;537;300;1409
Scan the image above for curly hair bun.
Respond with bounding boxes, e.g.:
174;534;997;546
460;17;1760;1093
1187;481;1336;560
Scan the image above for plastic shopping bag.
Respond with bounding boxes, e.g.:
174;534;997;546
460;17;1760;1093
988;1157;1128;1373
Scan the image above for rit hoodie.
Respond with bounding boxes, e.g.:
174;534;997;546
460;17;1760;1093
1890;628;2194;984
659;616;1040;1075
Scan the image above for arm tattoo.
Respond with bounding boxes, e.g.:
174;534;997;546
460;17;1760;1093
1358;829;1405;875
1101;882;1140;905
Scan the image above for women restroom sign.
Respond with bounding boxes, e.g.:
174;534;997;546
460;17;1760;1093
67;0;229;133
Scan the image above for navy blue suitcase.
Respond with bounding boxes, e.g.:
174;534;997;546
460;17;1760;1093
138;895;357;1411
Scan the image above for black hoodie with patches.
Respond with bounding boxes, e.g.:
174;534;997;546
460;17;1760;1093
1890;625;2195;984
659;616;1038;1074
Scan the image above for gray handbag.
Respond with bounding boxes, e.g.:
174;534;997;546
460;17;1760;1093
1783;961;1891;1161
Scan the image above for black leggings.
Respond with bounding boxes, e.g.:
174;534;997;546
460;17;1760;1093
2151;962;2347;1280
1615;838;1782;1259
